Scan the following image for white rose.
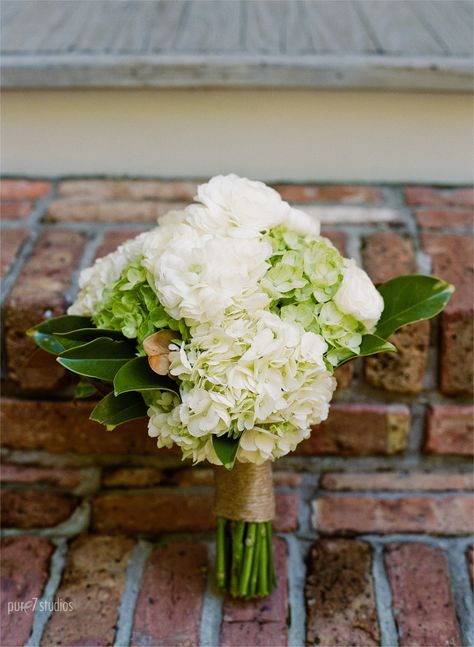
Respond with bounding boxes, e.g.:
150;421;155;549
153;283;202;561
333;261;384;330
195;174;289;234
282;207;320;236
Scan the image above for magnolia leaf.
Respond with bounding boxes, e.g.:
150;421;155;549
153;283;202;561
57;338;135;382
56;327;124;342
336;334;397;366
28;315;92;355
114;356;179;396
212;435;240;471
376;275;454;339
74;378;99;399
90;391;148;429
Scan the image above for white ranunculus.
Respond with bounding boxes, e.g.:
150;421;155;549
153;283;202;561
195;174;289;235
282;207;320;236
333;261;384;331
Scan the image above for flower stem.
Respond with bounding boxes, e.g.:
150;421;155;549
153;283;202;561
238;522;256;596
230;521;245;597
258;524;268;596
216;517;227;589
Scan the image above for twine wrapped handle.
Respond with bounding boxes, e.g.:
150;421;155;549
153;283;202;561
214;461;275;523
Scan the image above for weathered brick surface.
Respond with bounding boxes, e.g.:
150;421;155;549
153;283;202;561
47;199;187;223
385;543;462;647
1;536;54;647
416;208;473;230
405;186;474;207
58;179;198;201
315;494;474;535
1;202;33;219
221;620;288;647
320;471;474;491
425;405;474;456
362;232;429;393
1;398;159;454
42;535;134;647
0;179;51;201
222;538;287;623
1;489;78;528
297;404;410;456
0;464;93;491
1;228;28;278
274;184;382;204
305;539;379;646
362;231;416;285
131;541;207;647
3;230;87;390
92;491;298;534
365;321;430;393
103;466;164;488
422;233;473;394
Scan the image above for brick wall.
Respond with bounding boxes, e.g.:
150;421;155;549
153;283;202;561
1;178;473;646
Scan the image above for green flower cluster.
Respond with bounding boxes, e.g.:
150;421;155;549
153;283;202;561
92;261;188;346
262;227;365;365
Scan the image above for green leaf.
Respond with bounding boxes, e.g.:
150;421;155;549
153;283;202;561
336;334;397;366
376;275;454;339
28;315;92;355
74;378;99;399
114;356;179;396
57;338;136;382
90;391;148;429
212;435;240;470
54;327;125;351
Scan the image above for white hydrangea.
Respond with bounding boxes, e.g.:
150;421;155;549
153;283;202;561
68;231;149;316
334;260;384;331
143;221;272;325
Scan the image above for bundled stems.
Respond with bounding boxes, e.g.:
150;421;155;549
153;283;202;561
215;517;276;598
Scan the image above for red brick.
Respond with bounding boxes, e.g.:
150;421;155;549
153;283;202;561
365;321;430;393
467;546;474;590
94;227;147;259
425;405;474;456
103;467;164;488
321;230;346;254
362;231;416;285
0;179;51;201
221;620;288;647
92;491;298;534
422;233;473;394
42;535;134;646
416;208;473;230
296;404;410;456
321;471;474;491
3;230;88;390
57;179;197;201
305;539;379;646
0;464;93;491
131;541;207;647
222;538;287;623
333;362;354;390
422;234;473;314
1;201;33;219
274;184;382;204
315;494;473;535
46;199;187;223
1;398;159;455
405;186;474;207
0;228;28;278
385;543;461;647
1;489;78;528
1;536;54;647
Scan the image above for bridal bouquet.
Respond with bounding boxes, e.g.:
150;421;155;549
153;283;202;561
30;175;452;598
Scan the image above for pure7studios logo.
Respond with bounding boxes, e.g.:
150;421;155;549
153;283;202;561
7;598;73;615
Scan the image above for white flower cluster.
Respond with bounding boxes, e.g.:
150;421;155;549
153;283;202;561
69;175;384;465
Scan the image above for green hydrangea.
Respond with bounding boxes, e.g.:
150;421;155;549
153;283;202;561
92;260;189;346
263;227;365;364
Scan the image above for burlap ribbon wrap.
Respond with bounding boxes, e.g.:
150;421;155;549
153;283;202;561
214;461;275;523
